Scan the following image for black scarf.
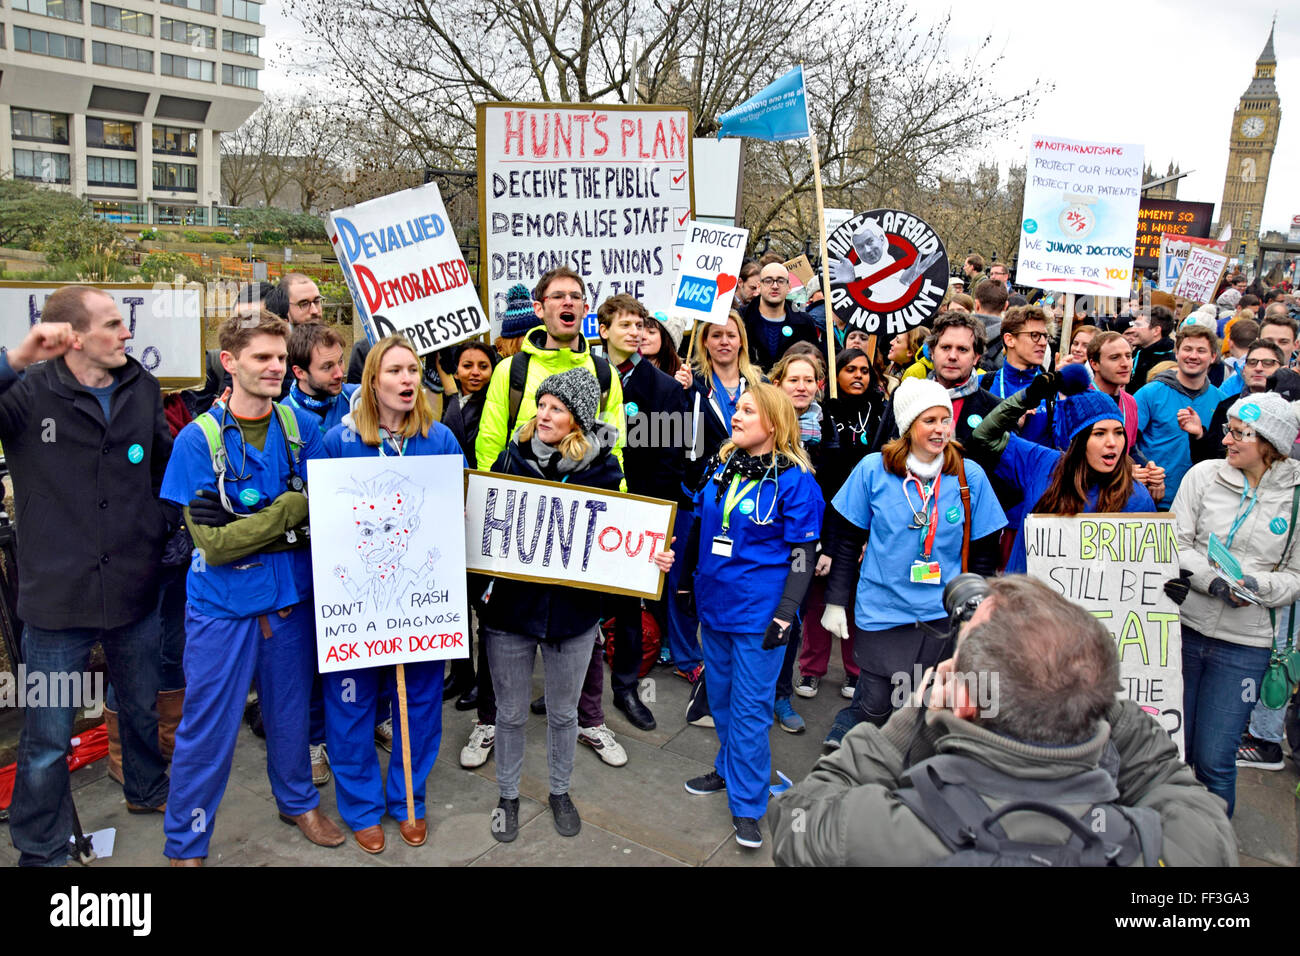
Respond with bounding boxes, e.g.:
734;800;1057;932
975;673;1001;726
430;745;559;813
709;448;799;502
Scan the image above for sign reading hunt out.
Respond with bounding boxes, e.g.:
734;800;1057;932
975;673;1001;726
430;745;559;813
328;181;488;357
670;221;749;326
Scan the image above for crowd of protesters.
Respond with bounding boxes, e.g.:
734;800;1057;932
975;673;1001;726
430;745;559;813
3;259;1297;866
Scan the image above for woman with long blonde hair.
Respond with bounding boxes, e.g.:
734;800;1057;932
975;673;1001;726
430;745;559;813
677;382;821;850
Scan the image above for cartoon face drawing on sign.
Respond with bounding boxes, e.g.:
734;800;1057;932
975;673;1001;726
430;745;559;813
831;218;944;302
333;471;440;614
827;209;949;335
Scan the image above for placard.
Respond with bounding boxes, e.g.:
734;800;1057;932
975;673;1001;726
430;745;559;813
669;221;749;326
1134;199;1213;270
826;209;948;334
307;456;470;672
1157;233;1227;293
477;103;694;329
1024;513;1184;755
0;282;202;387
1173;245;1230;305
328;181;487;357
1016;135;1144;298
464;470;676;600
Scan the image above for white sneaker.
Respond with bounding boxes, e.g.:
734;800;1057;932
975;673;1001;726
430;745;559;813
578;724;628;767
374;718;393;753
460;721;495;768
310;742;331;786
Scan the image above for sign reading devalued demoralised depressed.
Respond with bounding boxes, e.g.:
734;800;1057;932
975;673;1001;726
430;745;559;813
477;103;693;330
328;181;488;356
464;470;676;601
670;221;749;326
1024;513;1184;756
1016;135;1144;298
307;456;470;672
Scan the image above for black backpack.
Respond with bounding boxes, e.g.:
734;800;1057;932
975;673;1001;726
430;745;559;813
894;752;1163;867
505;351;612;434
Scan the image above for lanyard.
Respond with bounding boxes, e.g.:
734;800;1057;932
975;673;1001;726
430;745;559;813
903;472;941;560
378;432;407;457
1225;480;1258;550
721;475;759;532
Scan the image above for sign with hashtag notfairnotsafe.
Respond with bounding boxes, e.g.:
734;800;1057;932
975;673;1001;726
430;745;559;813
1015;135;1144;299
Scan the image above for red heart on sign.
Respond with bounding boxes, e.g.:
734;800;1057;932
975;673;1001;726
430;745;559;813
715;273;737;295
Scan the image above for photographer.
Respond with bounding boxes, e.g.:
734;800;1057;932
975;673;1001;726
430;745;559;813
768;576;1237;867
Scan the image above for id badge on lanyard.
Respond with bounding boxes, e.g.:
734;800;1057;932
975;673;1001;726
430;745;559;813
713;474;757;557
906;473;943;586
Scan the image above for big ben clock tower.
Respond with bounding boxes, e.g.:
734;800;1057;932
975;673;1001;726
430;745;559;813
1218;22;1281;268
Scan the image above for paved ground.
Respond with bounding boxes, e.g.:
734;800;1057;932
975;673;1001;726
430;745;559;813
2;650;1297;866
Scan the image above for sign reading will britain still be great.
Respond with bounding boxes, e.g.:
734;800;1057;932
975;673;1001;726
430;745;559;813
826;209;949;335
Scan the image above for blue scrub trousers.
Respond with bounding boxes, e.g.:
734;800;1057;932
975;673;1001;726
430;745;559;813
665;506;702;671
700;624;784;819
323;661;443;829
164;603;318;860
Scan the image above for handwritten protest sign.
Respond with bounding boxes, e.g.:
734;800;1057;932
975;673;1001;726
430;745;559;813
306;456;469;673
1134;199;1213;271
826;209;948;335
1157;233;1227;293
1024;514;1184;755
328;182;487;357
0;282;202;386
477;103;694;330
464;470;676;601
669;221;749;326
1016;135;1144;298
1173;245;1230;305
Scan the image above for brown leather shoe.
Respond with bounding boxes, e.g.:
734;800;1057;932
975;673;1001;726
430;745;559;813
126;801;166;814
398;818;427;847
168;857;202;867
354;824;385;854
279;808;346;847
156;689;185;762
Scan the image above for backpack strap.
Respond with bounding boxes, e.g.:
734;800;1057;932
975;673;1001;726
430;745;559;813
1268;483;1300;650
193;409;227;476
507;352;531;435
954;453;972;572
274;402;303;466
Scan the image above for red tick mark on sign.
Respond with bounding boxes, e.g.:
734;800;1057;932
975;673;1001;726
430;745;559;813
676;211;689;227
672;170;686;185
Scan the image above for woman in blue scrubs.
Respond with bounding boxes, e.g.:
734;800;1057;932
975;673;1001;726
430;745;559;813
820;378;1007;746
321;334;467;854
680;383;823;850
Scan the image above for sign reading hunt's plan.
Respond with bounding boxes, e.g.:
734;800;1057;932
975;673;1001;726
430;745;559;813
670;221;749;325
477;103;694;329
1024;514;1184;756
1173;244;1230;305
826;209;948;335
1016;135;1144;298
0;282;202;386
464;470;677;601
328;182;488;356
306;456;469;672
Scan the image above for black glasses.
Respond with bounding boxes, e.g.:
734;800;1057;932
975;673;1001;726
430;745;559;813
1244;358;1280;368
293;297;323;310
1222;425;1257;442
759;276;789;286
1016;331;1048;344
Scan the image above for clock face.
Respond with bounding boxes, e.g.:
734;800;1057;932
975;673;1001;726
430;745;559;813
1241;116;1266;138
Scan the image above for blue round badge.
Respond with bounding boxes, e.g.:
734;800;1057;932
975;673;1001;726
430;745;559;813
967;414;983;428
625;402;639;417
738;499;755;515
239;488;261;507
860;432;868;445
126;443;144;464
1022;219;1038;234
782;325;793;337
1271;517;1288;535
1239;403;1261;422
946;506;962;524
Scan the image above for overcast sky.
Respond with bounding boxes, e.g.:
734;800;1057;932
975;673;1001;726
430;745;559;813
259;1;1296;234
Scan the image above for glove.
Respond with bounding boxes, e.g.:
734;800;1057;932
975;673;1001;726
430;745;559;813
1241;574;1259;593
821;604;849;641
762;618;792;650
1208;577;1248;608
188;489;238;527
1024;371;1059;405
1163;569;1193;606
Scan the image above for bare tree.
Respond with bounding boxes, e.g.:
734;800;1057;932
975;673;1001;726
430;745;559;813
220;97;299;207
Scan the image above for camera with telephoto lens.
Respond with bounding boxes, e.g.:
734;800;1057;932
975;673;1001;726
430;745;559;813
943;573;990;640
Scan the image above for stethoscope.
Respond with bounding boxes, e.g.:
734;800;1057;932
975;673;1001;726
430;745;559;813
213;401;304;514
721;466;780;529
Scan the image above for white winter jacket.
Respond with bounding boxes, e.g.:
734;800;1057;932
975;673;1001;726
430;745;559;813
1172;457;1300;649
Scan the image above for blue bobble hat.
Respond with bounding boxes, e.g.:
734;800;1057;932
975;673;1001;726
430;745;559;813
1054;389;1124;449
499;282;536;338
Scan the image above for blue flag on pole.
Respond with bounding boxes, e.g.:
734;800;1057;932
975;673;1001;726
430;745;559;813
717;65;810;142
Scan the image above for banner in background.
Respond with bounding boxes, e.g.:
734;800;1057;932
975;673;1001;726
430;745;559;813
1134;199;1213;271
717;66;810;142
1157;233;1228;293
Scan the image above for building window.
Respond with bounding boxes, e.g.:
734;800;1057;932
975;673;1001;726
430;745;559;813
14;26;83;59
12;107;70;143
87;155;137;187
152;124;198;155
160;52;213;81
92;39;152;71
13;148;71;183
159;0;214;12
92;200;149;223
12;0;81;22
153;160;197;191
220;0;258;21
86;117;136;150
155;202;206;225
221;28;257;55
91;3;151;34
160;17;213;46
221;63;257;88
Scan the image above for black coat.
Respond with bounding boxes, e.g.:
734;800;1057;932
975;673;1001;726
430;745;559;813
681;370;762;492
741;298;823;371
0;356;171;630
1129;336;1174;394
818;391;885;502
442;390;486;468
480;436;625;642
620;358;687;503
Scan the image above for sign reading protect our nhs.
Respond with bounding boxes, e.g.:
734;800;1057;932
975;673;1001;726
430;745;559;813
670;221;749;326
